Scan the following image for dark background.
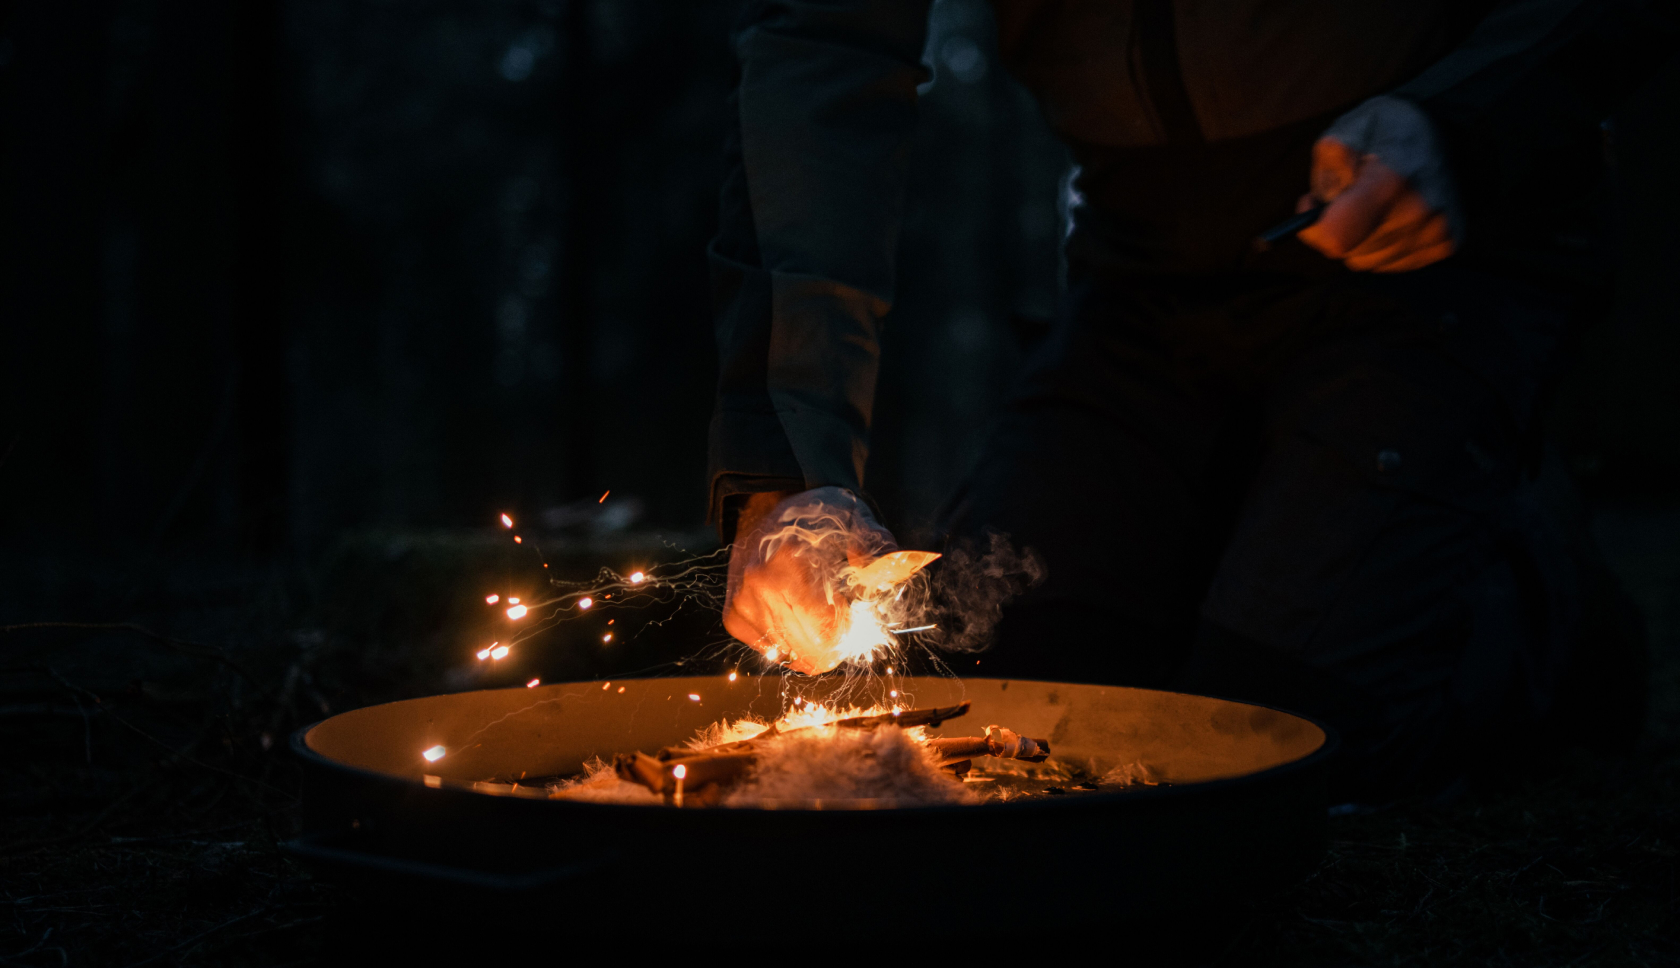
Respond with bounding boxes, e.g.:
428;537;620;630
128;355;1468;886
1;1;1677;963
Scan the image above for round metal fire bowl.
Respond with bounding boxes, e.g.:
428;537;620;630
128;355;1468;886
290;676;1334;939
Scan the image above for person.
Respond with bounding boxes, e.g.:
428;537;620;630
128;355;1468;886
707;0;1675;801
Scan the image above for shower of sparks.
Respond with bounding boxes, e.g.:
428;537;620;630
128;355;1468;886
500;514;513;528
491;645;510;660
423;745;446;762
486;594;499;604
506;604;528;620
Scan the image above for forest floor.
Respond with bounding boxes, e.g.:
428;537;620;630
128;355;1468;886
1;510;1676;966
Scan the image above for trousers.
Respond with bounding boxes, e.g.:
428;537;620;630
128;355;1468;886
939;259;1606;801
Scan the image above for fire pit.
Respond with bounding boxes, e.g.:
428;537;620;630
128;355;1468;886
289;675;1332;942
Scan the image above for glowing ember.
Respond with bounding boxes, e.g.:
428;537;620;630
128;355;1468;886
500;513;513;528
506;604;528;620
577;597;593;610
490;645;510;660
485;594;499;604
422;745;446;762
629;571;645;583
617;686;625;693
514;535;523;544
602;682;611;690
598;490;610;503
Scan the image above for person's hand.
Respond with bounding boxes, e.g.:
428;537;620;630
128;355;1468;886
1296;138;1456;273
722;486;899;674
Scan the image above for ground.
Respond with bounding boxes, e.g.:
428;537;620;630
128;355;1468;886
2;511;1676;966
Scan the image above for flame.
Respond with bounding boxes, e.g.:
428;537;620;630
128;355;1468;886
422;745;446;762
506;604;528;620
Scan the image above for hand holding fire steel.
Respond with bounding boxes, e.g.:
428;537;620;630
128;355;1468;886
723;486;905;675
1294;96;1461;273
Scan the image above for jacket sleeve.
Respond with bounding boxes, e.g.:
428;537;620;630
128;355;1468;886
1392;0;1679;250
707;0;933;537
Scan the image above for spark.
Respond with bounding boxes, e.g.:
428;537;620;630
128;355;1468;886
764;647;779;662
598;490;610;503
577;597;593;610
490;645;510;660
506;604;528;620
423;745;446;762
602;681;610;690
886;666;894;675
629;571;645;583
500;513;513;528
888;624;937;635
617;686;625;693
476;647;492;661
607;619;614;625
485;594;499;604
602;633;613;643
526;678;540;688
672;764;687;779
688;693;700;702
513;535;522;544
727;672;738;682
889;689;899;698
508;596;520;604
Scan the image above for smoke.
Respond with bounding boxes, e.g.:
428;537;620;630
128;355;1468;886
923;531;1046;654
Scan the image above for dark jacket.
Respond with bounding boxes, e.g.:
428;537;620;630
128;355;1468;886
708;0;1679;533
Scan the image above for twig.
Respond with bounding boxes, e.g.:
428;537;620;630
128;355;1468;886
0;622;265;690
119;907;269;968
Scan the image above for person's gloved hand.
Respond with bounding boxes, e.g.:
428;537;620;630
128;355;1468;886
1297;95;1460;273
722;486;899;675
